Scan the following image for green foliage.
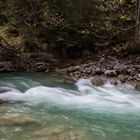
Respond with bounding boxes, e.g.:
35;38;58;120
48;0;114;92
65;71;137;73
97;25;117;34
3;0;47;27
0;0;138;57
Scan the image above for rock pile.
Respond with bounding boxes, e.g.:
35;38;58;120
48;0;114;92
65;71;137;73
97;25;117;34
57;55;140;87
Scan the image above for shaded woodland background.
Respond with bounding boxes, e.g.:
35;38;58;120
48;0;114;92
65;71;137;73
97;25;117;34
0;0;139;60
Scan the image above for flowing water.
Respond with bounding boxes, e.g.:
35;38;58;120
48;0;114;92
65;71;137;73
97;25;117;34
0;73;140;140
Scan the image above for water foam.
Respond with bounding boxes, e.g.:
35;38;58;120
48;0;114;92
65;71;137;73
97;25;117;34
0;79;140;111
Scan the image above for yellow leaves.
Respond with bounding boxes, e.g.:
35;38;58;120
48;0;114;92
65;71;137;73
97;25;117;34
120;15;126;20
118;0;125;5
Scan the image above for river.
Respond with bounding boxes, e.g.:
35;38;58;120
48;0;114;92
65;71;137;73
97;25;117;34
0;73;140;140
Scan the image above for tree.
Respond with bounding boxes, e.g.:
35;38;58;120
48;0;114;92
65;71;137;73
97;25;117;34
135;0;140;49
0;0;139;57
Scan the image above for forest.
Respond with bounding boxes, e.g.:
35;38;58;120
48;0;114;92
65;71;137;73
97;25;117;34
0;0;139;80
0;0;139;60
0;1;140;140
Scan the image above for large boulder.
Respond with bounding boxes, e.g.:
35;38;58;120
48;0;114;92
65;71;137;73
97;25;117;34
91;77;105;86
0;87;14;103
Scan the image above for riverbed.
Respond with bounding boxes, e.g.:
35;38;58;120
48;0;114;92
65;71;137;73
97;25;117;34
0;73;140;140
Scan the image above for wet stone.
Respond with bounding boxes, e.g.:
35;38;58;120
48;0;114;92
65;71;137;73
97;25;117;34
111;79;118;85
0;115;39;126
91;77;105;86
105;70;117;77
118;74;126;83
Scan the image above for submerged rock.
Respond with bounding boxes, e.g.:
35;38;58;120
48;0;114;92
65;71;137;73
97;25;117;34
55;77;76;84
32;126;64;137
28;133;89;140
0;115;39;126
0;87;16;103
30;126;90;140
0;87;13;93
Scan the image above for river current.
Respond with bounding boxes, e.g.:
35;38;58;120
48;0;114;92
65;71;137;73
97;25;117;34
0;73;140;140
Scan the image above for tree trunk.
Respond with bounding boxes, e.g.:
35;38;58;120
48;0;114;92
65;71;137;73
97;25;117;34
135;0;140;50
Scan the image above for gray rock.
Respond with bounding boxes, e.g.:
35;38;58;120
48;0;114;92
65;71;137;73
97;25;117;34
95;67;102;74
111;79;118;85
127;76;133;81
118;74;126;83
105;70;117;77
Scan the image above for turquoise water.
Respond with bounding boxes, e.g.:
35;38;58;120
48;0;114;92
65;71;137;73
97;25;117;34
0;73;140;140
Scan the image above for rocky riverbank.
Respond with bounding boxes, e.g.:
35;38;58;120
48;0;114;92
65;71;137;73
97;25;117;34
56;55;140;88
0;44;139;89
